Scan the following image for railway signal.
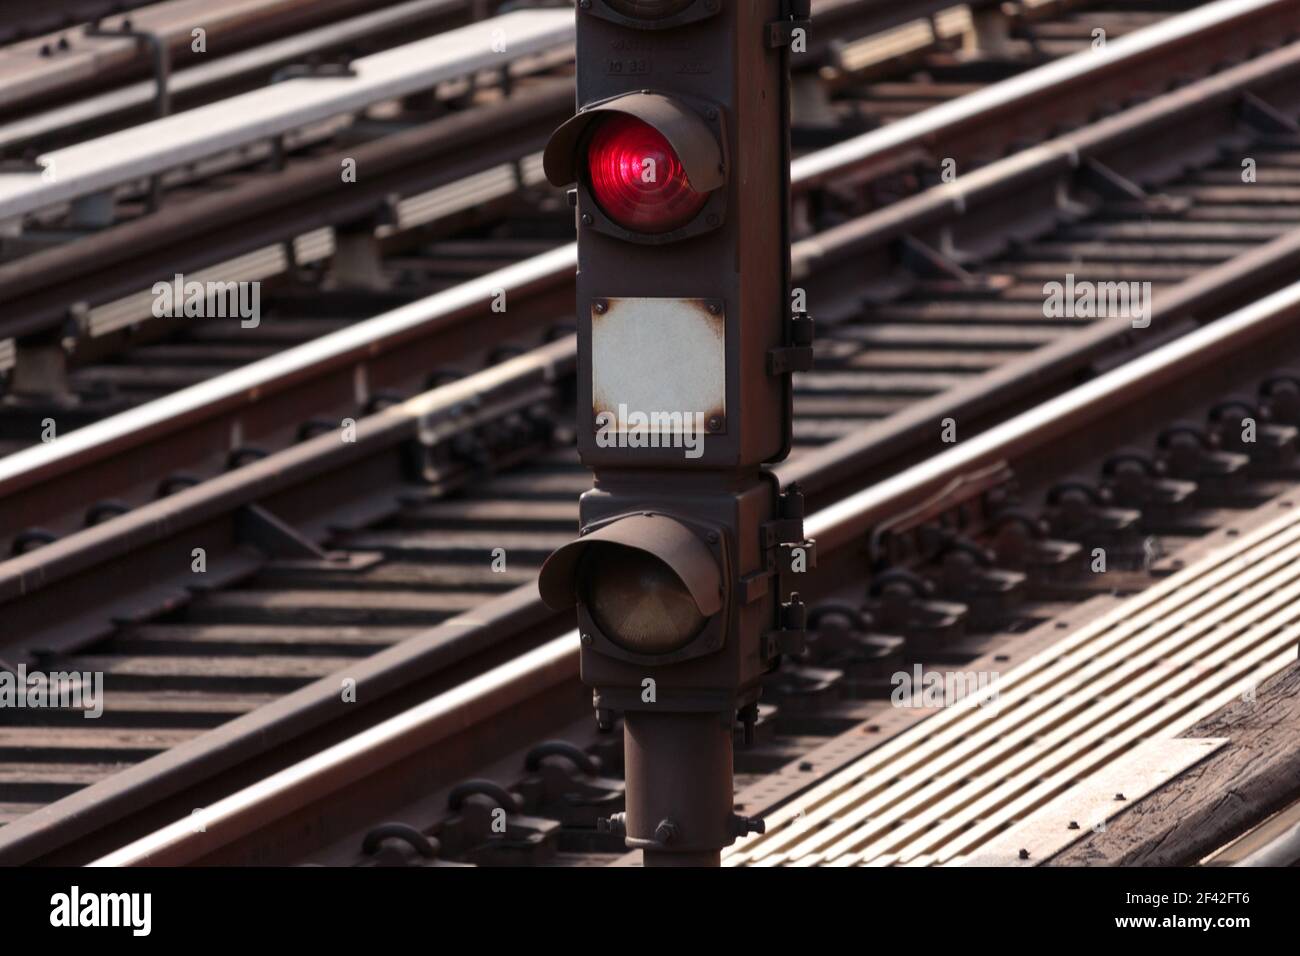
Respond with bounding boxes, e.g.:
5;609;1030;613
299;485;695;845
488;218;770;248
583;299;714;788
538;0;814;866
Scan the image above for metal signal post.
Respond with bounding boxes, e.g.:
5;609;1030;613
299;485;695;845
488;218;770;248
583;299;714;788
538;0;814;866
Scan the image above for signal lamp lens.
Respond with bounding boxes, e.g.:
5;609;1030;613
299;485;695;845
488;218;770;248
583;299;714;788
586;114;709;234
580;545;707;654
604;0;697;21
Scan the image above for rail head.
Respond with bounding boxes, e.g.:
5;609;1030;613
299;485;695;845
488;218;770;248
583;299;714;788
86;632;580;867
5;0;1289;224
0;579;569;865
0;243;578;501
1;0;1288;353
803;279;1300;553
0;9;575;223
790;0;1300;189
0;0;477;154
63;275;1300;866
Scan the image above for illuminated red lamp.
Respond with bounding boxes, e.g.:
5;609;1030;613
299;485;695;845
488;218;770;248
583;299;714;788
585;115;709;234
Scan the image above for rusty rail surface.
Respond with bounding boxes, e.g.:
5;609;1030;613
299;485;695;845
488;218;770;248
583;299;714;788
85;276;1300;866
1;0;1286;343
4;0;1300;864
3;27;1298;568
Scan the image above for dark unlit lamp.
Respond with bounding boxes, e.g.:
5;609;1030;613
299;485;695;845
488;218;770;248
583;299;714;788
580;544;707;653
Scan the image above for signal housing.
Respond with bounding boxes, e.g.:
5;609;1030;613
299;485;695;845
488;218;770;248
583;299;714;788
538;0;810;865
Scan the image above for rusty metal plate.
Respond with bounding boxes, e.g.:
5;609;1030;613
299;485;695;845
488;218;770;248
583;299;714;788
591;297;725;436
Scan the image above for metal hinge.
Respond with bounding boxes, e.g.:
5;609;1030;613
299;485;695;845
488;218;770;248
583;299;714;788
767;1;812;49
767;312;815;375
761;483;807;549
761;484;818;574
764;594;807;658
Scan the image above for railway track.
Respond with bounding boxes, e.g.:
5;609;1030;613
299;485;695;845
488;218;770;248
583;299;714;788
1202;795;1300;866
0;0;1268;449
4;0;1296;543
88;269;1300;866
2;0;1300;865
0;1;166;46
0;0;480;116
0;0;1208;140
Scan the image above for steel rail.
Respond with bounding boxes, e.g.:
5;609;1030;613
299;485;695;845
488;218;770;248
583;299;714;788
0;2;158;45
0;586;575;866
0;0;401;112
792;37;1300;281
88;632;582;867
4;190;1296;863
780;35;1300;500
791;0;1300;188
1200;793;1300;865
80;275;1300;867
0;0;995;152
5;28;1299;544
0;9;575;223
1226;810;1300;867
0;345;580;864
2;0;1286;228
0;330;577;655
0;0;477;153
804;280;1300;552
0;244;576;544
0;0;969;222
0;0;1020;342
2;0;1300;858
0;0;1286;349
0;77;575;342
795;0;1005;63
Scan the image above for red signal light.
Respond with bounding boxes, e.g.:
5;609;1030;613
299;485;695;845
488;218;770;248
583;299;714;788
586;114;709;234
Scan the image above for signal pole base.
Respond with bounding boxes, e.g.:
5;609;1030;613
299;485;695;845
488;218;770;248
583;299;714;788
624;710;734;867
